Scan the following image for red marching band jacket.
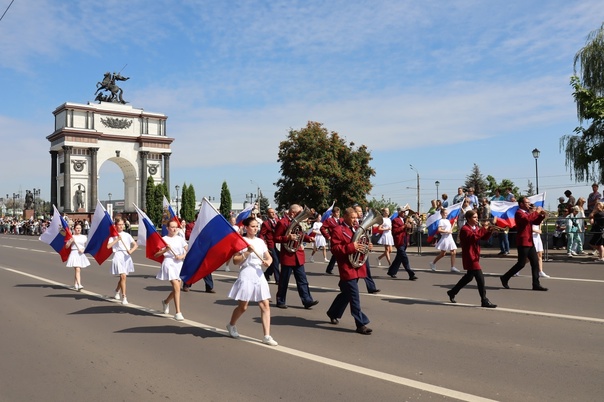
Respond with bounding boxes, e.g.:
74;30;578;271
330;223;368;280
274;214;313;266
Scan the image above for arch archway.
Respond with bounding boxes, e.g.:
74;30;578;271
47;101;173;213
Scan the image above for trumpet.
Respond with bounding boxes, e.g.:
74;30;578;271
479;218;508;233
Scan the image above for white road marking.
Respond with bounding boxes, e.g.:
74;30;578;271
1;264;498;402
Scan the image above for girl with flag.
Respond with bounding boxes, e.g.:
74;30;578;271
154;220;188;321
429;208;460;273
226;217;278;346
65;221;90;291
107;217;138;305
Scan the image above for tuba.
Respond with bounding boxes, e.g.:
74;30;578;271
349;209;384;269
283;206;312;253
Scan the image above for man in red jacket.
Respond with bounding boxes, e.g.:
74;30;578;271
274;204;318;309
387;209;417;280
322;207;341;274
500;196;548;291
259;208;280;283
446;210;496;307
326;207;372;335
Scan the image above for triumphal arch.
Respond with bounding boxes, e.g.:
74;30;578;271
46;74;174;212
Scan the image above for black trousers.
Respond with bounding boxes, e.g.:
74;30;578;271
450;269;486;300
502;246;541;287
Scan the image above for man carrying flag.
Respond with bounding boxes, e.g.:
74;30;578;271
39;205;72;262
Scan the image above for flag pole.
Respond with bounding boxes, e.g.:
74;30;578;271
202;198;265;261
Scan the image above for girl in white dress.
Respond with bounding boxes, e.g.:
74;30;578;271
226;217;278;346
532;222;549;278
154;220;188;321
107;217;138;305
377;208;394;266
65;222;90;291
310;217;328;262
430;209;460;273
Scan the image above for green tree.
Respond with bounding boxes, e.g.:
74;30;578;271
367;196;398;215
153;182;169;227
485;175;520;198
185;184;197;222
526;180;535;196
464;164;489;199
274;121;375;211
145;177;159;224
219;181;232;219
258;194;270;217
561;23;604;183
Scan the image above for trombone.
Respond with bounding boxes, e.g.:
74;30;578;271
478;218;509;233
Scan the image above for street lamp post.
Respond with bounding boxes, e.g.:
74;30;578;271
175;185;180;218
435;180;440;200
12;192;20;218
410;165;420;213
532;148;540;194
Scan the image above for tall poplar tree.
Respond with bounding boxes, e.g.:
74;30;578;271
219;181;232;219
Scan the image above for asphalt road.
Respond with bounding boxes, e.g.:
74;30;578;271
1;234;603;402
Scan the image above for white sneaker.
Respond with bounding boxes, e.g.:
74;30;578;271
114;291;121;300
310;257;315;263
225;266;231;272
77;284;83;291
162;299;169;314
174;312;184;321
513;272;520;277
324;258;329;263
121;297;129;305
567;253;573;257
262;335;278;346
429;262;436;271
577;251;587;255
539;271;550;278
571;251;578;256
226;324;240;339
378;260;382;266
451;267;460;273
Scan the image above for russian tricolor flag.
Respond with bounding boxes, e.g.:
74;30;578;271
235;202;255;226
491;193;546;228
321;201;336;222
39;205;72;262
426;201;463;242
134;204;167;264
84;201;118;264
161;195;180;236
181;198;249;286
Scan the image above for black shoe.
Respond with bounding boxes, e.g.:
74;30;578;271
497;251;505;255
368;289;381;294
304;300;319;309
326;313;339;325
388;274;397;279
532;285;548;291
500;276;510;289
276;304;288;309
264;273;271;281
409;275;418;281
446;290;456;303
481;298;497;308
356;326;372;335
205;288;216;294
325;271;333;275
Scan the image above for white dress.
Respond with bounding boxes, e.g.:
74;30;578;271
378;217;394;246
66;234;91;268
312;222;327;248
110;232;135;275
436;219;457;251
156;235;188;281
228;237;271;302
532;225;544;253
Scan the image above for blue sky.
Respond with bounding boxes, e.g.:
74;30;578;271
1;0;602;212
